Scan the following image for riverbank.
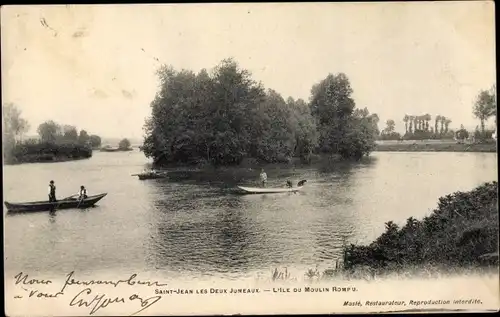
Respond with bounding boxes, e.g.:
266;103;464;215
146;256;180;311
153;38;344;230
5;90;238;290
153;154;357;184
375;141;497;153
323;181;499;279
6;155;91;165
5;141;93;165
100;147;134;152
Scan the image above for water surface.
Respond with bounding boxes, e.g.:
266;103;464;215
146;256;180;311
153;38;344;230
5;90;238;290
3;151;497;280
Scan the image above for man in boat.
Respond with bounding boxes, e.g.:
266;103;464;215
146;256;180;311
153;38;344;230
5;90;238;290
48;180;57;202
78;185;88;200
260;168;267;187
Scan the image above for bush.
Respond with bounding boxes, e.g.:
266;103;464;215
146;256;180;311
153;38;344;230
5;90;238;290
343;182;499;270
11;140;92;163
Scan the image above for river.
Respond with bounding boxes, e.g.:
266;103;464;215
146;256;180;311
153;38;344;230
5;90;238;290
3;151;497;281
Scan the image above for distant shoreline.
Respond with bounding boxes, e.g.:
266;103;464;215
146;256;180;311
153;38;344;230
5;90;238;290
374;142;497;153
6;155;91;165
99;147;134;152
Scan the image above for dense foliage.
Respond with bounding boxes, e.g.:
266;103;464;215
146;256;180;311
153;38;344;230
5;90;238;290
473;85;496;137
118;138;132;150
143;59;379;166
343;181;499;270
2;103;98;164
11;140;92;163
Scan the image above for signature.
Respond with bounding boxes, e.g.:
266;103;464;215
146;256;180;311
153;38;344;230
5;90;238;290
13;272;166;315
70;288;162;315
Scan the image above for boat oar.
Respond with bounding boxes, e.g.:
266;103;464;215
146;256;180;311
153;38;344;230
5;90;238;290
52;194;78;211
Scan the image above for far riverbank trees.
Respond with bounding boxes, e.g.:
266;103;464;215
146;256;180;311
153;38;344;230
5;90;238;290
2;103;101;164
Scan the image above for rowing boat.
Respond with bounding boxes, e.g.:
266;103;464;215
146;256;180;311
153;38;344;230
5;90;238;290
237;185;304;194
132;172;168;180
4;193;108;213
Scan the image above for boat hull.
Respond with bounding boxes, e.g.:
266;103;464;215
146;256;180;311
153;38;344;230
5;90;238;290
237;186;304;194
4;193;108;213
137;173;168;180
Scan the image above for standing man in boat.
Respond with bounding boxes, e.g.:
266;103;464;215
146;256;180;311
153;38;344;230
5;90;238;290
260;168;268;187
78;185;88;200
48;180;57;202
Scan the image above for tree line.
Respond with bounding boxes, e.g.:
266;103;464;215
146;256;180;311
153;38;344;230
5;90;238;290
36;119;102;147
143;58;380;166
2;103;102;163
379;85;496;141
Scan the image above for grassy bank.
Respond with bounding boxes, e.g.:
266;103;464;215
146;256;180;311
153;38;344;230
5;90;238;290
332;181;498;278
375;141;497;153
6;141;93;164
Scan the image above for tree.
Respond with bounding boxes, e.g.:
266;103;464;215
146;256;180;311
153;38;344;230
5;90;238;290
287;97;318;161
380;118;401;140
338;108;378;159
408;115;414;134
89;135;102;148
368;112;380;137
2;103;30;162
62;125;78;142
118;138;131;150
414;116;420;132
403;115;409;134
439;116;446;135
143;59;267;165
309;73;357;155
37;120;60;143
456;125;469;143
78;130;90;145
252;89;295;162
144;59;377;165
2;103;30;143
423;113;431;132
435;115;441;135
383;119;396;134
473;88;496;135
444;119;452;134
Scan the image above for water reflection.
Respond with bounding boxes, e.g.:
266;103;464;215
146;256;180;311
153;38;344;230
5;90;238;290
3;151;497;279
49;210;57;223
143;157;381;277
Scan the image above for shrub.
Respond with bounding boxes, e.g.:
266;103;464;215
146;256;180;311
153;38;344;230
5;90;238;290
343;182;499;270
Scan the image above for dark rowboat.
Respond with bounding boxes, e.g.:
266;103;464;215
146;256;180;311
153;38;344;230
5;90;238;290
132;172;168;180
4;193;108;213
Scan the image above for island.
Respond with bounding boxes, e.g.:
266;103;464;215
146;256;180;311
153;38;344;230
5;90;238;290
2;104;102;164
141;59;496;170
100;138;134;152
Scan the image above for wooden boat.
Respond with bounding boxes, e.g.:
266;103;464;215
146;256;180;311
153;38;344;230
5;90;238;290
132;171;168;180
4;193;108;213
237;185;305;194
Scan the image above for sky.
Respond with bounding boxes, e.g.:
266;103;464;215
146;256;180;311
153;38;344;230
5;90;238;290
1;2;496;139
